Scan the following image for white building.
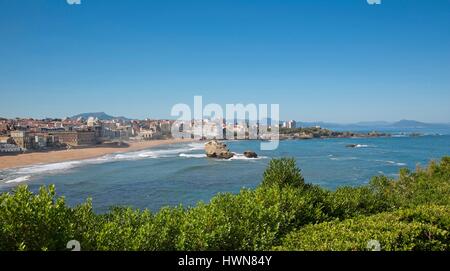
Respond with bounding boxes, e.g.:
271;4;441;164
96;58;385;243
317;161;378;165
287;120;297;129
87;117;98;127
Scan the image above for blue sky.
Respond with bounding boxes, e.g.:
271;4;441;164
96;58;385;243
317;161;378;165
0;0;449;123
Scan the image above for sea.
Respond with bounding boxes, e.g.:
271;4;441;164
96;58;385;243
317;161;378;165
1;133;449;213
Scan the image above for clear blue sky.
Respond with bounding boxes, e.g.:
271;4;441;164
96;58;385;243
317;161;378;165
0;0;449;123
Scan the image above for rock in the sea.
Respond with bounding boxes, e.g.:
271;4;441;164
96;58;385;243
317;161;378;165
205;140;234;159
243;151;258;158
346;144;358;148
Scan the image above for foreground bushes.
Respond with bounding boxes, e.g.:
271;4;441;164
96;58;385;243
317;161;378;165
0;186;75;251
277;205;450;251
176;185;326;251
0;157;449;251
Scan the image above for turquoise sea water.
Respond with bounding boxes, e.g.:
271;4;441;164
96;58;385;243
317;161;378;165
1;135;449;213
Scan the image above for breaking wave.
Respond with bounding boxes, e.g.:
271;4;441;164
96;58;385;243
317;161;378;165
229;153;269;161
5;175;31;184
377;160;407;166
0;143;202;185
354;144;370;148
179;153;207;158
330;157;358;161
13;161;84;175
188;143;205;151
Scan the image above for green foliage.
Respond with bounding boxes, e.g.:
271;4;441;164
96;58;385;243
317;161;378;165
280;127;334;136
324;186;391;219
176;185;326;251
276;205;450;251
134;207;186;251
261;158;305;189
0;156;449;251
368;157;450;208
0;185;75;251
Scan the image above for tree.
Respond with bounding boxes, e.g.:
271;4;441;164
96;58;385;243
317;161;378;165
261;158;305;189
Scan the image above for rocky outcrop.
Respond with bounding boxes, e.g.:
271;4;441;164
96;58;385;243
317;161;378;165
205;140;234;159
243;151;258;158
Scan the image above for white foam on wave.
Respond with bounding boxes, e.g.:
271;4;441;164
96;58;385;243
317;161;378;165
188;143;206;151
179;153;207;158
14;161;83;175
229;153;268;161
355;144;370;148
100;145;195;161
5;175;31;184
330;157;358;161
1;144;198;183
376;160;407;167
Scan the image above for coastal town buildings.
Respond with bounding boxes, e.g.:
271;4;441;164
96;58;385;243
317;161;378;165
0;136;13;144
0;118;99;153
10;131;33;149
0;114;282;155
87;117;98;127
0;143;22;154
52;130;96;147
282;120;297;129
0;119;10;135
287;120;297;129
138;129;161;140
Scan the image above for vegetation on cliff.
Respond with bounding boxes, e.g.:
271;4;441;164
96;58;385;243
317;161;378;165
0;157;449;251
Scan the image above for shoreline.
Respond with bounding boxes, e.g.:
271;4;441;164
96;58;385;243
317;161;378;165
0;134;440;171
0;138;196;170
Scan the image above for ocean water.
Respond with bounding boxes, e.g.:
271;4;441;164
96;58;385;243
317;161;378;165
1;135;449;213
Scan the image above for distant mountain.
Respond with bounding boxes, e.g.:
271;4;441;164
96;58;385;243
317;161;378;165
70;112;130;121
355;121;391;127
296;121;343;128
294;119;450;132
391;120;436;128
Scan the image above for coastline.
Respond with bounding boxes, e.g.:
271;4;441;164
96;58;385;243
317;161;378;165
0;138;196;170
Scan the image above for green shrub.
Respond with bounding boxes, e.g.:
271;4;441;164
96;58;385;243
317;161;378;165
324;186;391;219
261;158;305;189
133;207;185;251
70;199;99;251
367;157;450;208
93;207;148;250
0;185;76;251
176;184;327;251
276;205;450;251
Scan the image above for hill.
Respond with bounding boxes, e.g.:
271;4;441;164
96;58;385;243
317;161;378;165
70;112;130;121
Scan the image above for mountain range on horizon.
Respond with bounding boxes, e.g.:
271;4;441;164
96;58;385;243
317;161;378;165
69;112;130;121
294;119;450;131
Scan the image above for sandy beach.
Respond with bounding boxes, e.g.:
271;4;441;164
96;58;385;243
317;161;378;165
0;139;196;170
